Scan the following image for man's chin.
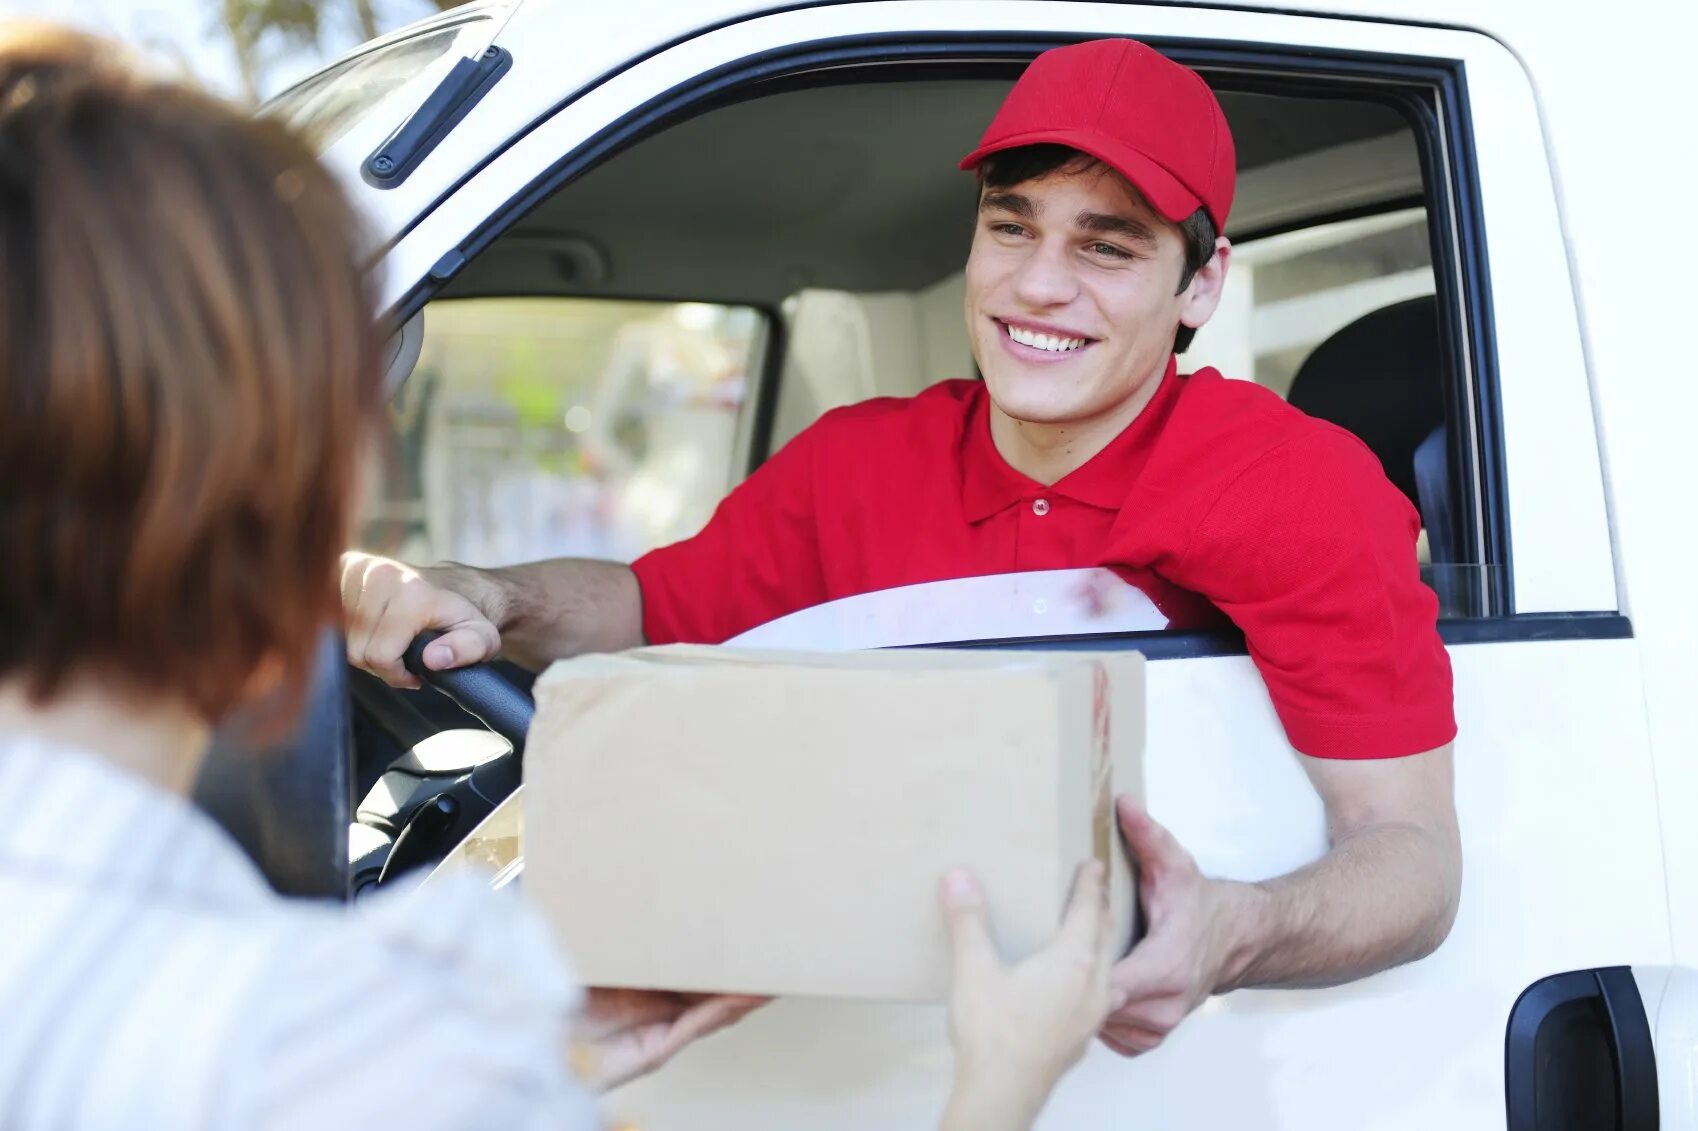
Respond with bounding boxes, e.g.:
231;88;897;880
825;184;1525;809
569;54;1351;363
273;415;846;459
981;382;1091;427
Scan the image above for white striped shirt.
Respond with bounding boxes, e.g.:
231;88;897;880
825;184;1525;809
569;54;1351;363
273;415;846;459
0;737;600;1130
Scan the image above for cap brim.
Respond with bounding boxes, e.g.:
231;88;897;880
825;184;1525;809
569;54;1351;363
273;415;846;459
959;129;1204;226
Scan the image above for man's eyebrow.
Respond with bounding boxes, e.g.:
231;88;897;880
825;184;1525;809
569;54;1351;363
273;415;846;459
979;191;1035;219
1076;210;1158;245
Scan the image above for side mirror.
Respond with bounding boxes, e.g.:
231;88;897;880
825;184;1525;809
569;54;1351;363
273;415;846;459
380;308;425;397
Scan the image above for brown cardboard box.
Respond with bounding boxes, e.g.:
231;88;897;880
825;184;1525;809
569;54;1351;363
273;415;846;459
521;646;1144;1002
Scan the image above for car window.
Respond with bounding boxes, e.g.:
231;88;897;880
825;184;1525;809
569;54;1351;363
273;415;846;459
1187;207;1434;395
360;298;766;565
400;60;1492;626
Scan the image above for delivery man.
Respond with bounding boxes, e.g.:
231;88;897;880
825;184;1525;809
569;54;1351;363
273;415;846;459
343;38;1462;1058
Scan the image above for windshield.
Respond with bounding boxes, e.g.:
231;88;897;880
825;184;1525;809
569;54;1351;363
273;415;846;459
265;17;491;152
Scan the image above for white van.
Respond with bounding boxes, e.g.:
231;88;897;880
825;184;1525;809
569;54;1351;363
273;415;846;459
218;2;1698;1127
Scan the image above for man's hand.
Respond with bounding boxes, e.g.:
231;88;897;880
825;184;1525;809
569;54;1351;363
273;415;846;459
1098;798;1256;1057
1100;742;1460;1057
569;989;769;1093
939;862;1119;1131
340;552;502;688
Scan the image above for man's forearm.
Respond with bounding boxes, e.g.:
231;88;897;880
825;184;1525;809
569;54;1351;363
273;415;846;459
1215;819;1461;992
427;557;644;669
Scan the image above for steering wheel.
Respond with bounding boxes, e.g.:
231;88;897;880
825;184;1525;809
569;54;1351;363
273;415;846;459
346;569;1167;891
349;630;535;889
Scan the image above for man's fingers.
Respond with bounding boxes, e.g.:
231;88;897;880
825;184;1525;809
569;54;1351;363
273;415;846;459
360;594;441;683
939;869;997;975
342;559;419;687
420;622;501;671
339;553;368;620
341;559;392;675
362;596;493;686
1099;1023;1165;1057
1106;934;1175;997
338;555;504;688
1116;796;1188;879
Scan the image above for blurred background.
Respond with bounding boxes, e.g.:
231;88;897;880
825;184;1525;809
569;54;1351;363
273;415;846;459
0;2;1435;578
0;0;456;103
0;1;767;569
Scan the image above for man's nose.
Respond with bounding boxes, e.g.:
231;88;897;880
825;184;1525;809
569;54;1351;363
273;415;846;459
1009;238;1081;309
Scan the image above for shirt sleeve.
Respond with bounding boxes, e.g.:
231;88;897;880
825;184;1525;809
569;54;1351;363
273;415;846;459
226;875;602;1131
630;422;827;645
1171;429;1456;759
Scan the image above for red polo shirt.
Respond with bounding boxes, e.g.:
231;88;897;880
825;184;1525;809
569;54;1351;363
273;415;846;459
632;360;1455;759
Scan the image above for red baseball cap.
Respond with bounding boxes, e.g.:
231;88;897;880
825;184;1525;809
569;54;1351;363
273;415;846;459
959;39;1236;232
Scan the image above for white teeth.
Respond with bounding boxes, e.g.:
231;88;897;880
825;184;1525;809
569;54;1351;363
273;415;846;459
1006;324;1087;353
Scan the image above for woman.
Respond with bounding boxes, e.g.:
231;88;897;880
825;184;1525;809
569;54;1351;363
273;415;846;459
0;24;1118;1130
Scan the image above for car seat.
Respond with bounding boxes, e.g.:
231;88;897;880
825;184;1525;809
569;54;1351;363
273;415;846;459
192;629;353;898
1285;294;1462;612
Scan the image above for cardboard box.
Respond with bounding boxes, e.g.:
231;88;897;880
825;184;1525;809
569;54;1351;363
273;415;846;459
522;646;1144;1002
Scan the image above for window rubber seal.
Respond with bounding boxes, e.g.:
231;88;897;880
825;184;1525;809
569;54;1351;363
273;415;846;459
925;611;1632;659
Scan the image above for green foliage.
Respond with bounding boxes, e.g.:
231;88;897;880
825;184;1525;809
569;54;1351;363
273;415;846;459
225;0;323;49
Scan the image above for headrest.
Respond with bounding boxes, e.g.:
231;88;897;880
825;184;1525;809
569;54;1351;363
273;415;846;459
1286;294;1444;510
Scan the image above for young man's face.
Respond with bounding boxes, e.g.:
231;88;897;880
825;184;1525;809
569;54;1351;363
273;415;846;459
964;163;1224;429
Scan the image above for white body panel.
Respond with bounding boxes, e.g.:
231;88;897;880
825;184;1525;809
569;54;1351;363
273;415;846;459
307;0;1698;1123
608;639;1669;1129
1642;965;1698;1131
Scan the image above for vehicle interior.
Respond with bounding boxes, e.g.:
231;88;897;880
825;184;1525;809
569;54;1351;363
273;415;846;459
198;57;1472;898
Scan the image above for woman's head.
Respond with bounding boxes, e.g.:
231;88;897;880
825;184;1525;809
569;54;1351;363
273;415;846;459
0;25;384;722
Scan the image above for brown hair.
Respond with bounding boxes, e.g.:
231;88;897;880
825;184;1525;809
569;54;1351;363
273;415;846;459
0;25;384;721
976;144;1219;353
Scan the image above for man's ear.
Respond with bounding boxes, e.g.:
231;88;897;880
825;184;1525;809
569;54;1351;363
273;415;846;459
1178;237;1232;331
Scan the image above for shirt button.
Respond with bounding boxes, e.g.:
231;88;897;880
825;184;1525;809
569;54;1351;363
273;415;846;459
1032;498;1051;516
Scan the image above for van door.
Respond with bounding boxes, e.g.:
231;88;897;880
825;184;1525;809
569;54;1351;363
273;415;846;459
358;3;1667;1127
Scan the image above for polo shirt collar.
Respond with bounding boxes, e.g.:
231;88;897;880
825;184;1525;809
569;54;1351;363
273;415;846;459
960;356;1181;522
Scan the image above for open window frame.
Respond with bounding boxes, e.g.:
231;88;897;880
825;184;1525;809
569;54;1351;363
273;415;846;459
386;30;1624;657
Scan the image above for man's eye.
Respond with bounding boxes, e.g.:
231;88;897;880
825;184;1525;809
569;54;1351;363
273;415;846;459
1090;242;1133;259
990;222;1026;237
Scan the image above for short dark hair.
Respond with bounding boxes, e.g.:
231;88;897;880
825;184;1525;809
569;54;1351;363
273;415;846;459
976;144;1219;354
0;26;384;722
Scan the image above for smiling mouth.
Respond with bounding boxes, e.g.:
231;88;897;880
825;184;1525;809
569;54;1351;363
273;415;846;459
997;319;1095;354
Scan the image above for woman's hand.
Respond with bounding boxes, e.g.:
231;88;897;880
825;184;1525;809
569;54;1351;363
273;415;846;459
939;861;1120;1131
567;989;769;1093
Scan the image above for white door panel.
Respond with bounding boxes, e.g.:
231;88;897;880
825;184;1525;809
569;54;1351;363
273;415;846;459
606;638;1668;1129
1644;965;1698;1130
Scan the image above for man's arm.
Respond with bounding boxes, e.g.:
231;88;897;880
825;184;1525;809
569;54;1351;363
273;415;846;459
469;557;644;669
345;405;833;687
341;553;642;687
1229;742;1460;988
1099;742;1459;1055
